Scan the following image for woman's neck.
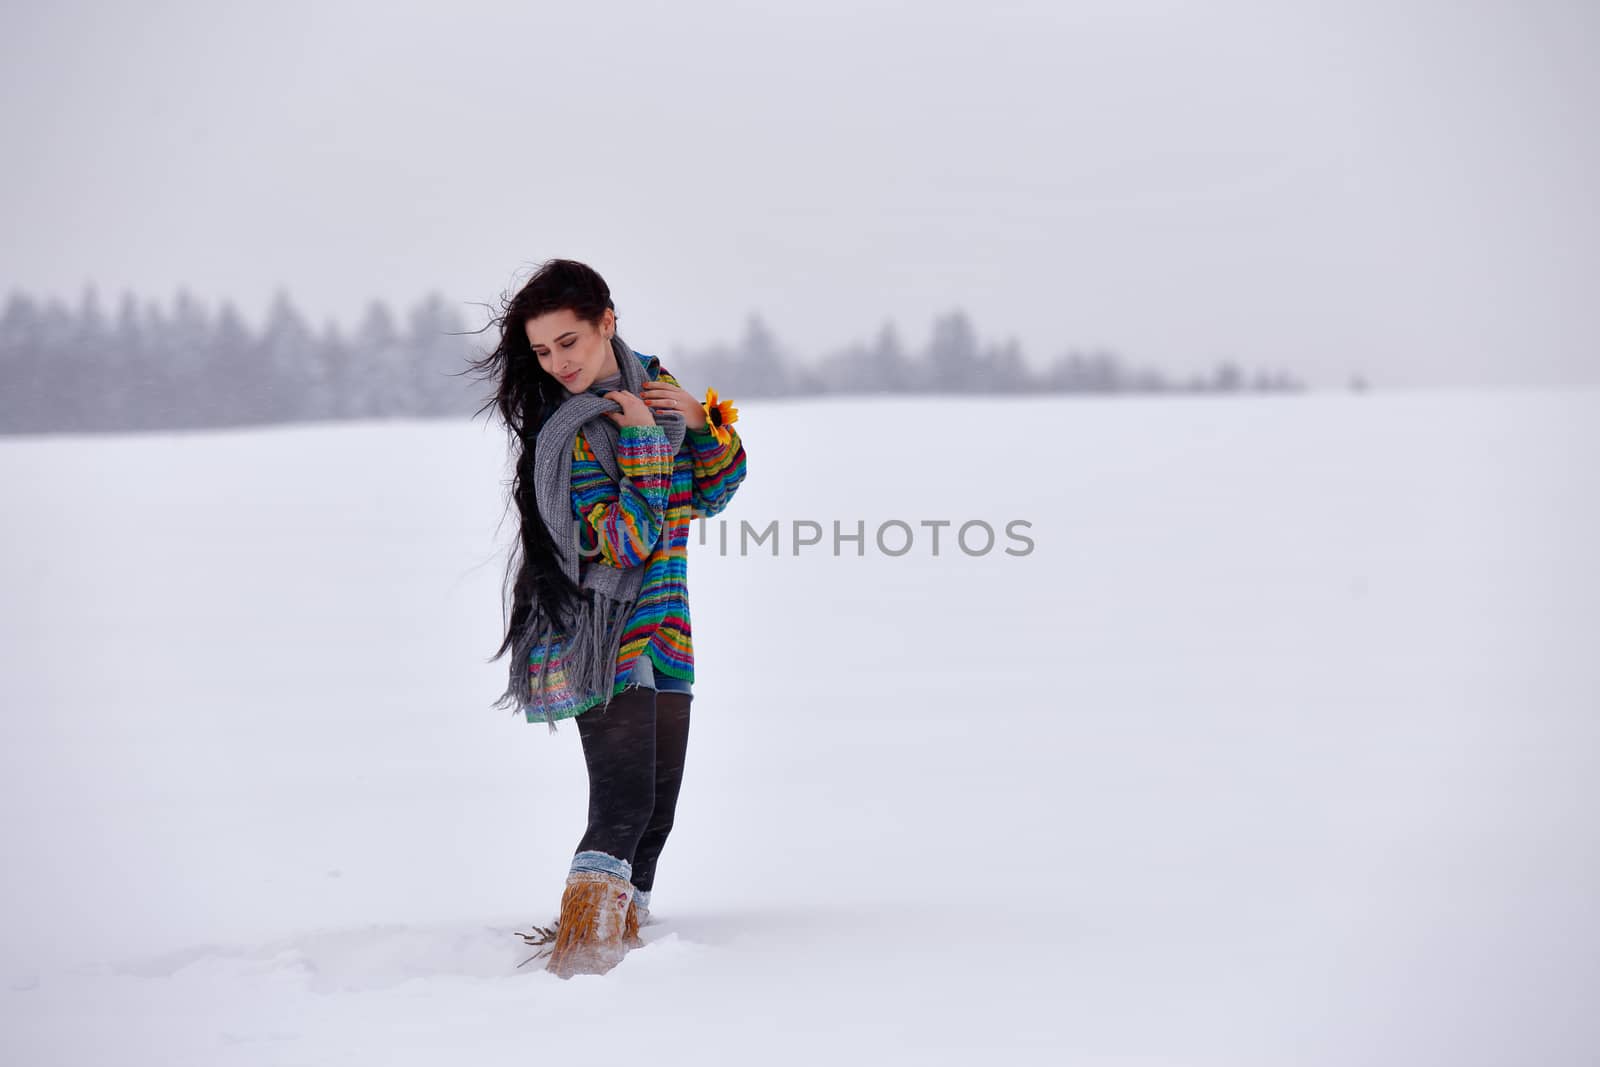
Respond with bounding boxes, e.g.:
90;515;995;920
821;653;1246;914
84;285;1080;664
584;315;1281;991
592;346;622;386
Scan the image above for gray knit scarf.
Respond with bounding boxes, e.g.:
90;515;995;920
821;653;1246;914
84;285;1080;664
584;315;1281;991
495;334;687;730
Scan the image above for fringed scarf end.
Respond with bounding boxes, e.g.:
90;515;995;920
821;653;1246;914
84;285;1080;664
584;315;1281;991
560;586;640;710
495;587;637;733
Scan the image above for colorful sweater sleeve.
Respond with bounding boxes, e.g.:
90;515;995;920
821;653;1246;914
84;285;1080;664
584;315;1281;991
684;423;747;519
571;424;676;569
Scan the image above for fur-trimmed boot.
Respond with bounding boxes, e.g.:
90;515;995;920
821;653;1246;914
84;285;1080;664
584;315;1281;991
542;852;635;979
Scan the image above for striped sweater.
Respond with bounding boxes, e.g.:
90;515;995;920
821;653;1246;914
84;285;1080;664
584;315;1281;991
524;352;747;724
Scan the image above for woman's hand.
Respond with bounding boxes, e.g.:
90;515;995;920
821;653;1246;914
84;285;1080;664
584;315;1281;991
602;390;657;429
640;379;708;431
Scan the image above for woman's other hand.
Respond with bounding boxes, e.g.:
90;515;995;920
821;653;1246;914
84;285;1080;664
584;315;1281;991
640;379;708;431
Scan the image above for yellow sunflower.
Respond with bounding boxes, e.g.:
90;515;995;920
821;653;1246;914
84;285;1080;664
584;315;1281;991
701;386;739;447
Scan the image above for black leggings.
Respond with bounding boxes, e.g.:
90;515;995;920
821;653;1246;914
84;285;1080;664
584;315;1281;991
572;683;693;893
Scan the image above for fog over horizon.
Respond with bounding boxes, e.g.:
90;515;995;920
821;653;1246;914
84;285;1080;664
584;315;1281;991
2;0;1595;390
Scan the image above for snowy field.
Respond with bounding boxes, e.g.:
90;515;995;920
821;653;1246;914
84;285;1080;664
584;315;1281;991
2;387;1596;1065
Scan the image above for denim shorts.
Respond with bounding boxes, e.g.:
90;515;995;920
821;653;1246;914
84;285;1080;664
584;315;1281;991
627;652;694;696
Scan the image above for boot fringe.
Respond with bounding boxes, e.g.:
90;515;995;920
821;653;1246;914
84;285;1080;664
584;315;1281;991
519;897;648;964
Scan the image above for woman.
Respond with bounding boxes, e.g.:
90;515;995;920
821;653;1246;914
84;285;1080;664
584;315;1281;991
469;258;747;978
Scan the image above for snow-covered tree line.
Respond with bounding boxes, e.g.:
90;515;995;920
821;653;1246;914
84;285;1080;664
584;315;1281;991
0;287;1305;434
688;313;1305;400
0;287;473;434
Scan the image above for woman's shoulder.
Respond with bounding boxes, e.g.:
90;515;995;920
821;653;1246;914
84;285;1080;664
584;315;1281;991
633;348;670;383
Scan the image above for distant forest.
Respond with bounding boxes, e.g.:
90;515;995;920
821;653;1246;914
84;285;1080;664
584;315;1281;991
0;286;1321;435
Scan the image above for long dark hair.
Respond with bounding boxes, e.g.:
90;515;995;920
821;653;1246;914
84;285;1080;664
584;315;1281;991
465;258;618;673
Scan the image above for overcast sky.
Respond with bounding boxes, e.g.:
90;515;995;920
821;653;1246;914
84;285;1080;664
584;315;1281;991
2;0;1595;388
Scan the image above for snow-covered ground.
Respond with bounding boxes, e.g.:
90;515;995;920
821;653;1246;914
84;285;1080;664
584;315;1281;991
2;387;1595;1065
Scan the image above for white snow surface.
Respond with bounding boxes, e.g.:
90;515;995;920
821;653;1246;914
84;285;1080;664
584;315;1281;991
2;388;1596;1064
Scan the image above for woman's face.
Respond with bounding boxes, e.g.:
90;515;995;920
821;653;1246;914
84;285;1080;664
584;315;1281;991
525;307;618;393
